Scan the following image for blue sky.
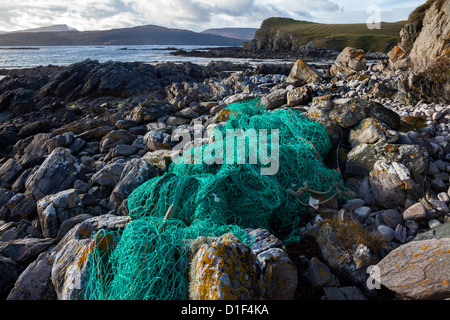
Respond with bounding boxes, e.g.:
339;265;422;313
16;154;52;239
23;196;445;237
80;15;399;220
0;0;427;32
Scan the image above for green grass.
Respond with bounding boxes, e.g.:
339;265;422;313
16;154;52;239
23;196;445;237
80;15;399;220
257;17;405;53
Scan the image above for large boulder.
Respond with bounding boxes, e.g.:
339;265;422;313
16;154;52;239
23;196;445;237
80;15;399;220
330;47;367;75
374;238;450;299
25;148;83;200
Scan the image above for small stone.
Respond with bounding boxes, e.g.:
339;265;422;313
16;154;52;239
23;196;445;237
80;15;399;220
382;209;403;229
378;225;395;242
394;224;407;243
354;206;371;219
437;192;450;204
403;203;427;221
342;198;365;212
428;219;442;229
432;111;442;121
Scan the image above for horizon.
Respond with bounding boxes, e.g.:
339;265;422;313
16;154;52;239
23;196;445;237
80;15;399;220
0;0;426;33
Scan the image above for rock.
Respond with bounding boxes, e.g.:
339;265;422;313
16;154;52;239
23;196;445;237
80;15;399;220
375;238;450;299
90;160;125;187
25;148;83;201
330;47;366;76
403;203;427;221
286;59;322;85
246;228;283;255
414;222;450;240
261;89;287;110
354;206;371;219
0;193;36;222
56;213;93;243
342;198;365;212
126;101;177;124
428;219;442;229
257;247;297;300
7;249;57;300
36;188;84;238
99;130;134;153
16;133;52;168
323;286;366;300
51;214;131;300
144;129;178;151
0;254;21;297
0;237;54;265
0;158;23;187
189;233;264;300
307;257;338;288
382;209;403;229
394;224;407;243
108;158;158;209
349;118;398;148
345;143;427;176
377;225;395;242
45;132;74;153
286;86;313;107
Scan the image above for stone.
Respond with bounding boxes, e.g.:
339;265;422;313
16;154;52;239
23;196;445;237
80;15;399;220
307;257;337;288
99;130;134;153
189;233;264;300
0;158;23;186
90;160;126;187
330;47;366;76
16;133;52;168
323;286;366;300
428;219;442;229
144;129;178;151
342;198;365;212
349;118;398;148
257;247;297;300
0;254;21;297
354;206;371;219
394;224;407;243
377;225;395;242
414;222;450;241
36;188;84;238
7;249;57;300
261;89;287;110
382;209;403;229
437;192;450;204
51;214;131;300
286;86;313;107
375;238;450;299
403;203;427;221
126;102;177;124
246;228;283;255
0;237;54;265
286;59;322;85
25;148;83;201
0;193;36;222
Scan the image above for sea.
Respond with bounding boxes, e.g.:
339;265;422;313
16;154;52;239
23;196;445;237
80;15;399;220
0;45;292;70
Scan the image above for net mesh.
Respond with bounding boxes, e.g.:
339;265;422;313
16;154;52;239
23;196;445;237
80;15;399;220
85;98;347;300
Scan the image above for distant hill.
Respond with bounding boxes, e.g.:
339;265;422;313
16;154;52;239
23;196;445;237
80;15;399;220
201;28;258;41
13;24;79;33
245;17;405;53
0;24;244;46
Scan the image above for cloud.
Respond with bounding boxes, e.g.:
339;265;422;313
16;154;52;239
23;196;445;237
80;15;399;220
0;0;427;33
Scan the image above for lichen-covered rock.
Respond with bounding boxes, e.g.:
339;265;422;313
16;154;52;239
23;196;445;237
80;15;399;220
90;159;125;187
189;233;264;300
375;238;450;299
349;118;398;148
257;247;297;299
286;59;322;85
286;86;313;107
0;193;36;222
261;89;287;110
24;147;83;200
50;214;131;300
330;47;366;75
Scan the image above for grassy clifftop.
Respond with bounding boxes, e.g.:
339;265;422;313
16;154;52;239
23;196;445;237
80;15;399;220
246;17;405;53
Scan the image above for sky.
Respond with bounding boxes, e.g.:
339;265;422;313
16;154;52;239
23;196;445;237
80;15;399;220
0;0;427;32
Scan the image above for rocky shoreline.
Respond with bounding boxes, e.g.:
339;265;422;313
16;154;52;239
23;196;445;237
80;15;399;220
0;47;448;300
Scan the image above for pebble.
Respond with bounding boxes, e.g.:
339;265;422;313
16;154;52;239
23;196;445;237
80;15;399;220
437;192;450;204
428;219;442;229
354;206;371;219
382;209;403;229
377;225;395;242
402;203;427;221
342;198;365;212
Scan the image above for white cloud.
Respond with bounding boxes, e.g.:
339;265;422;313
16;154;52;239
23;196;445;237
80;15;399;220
0;0;427;32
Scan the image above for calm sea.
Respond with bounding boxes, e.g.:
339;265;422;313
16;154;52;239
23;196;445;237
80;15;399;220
0;45;293;70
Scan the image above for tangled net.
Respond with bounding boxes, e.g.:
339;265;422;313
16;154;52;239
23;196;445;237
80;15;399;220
85;99;347;300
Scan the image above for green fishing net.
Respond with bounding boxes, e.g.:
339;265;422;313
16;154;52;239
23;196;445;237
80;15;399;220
85;98;346;300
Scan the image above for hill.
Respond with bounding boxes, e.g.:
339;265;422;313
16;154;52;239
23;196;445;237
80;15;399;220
0;24;244;46
201;28;258;41
244;17;405;53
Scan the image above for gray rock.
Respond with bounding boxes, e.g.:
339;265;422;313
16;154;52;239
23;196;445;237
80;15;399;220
323;286;366;300
307;257;338;288
286;86;313;107
354;206;371;219
90;160;125;187
0;158;23;186
394;224;407;243
375;238;450;299
25;148;83;201
377;225;395;242
0;237;54;264
99;130;134;153
330;47;366;75
348;118;398;147
382;209;403;229
413;222;450;241
246;228;283;255
342;198;365;212
428;219;442;229
261;89;287;110
286;59;322;85
16;133;52;168
0;254;21;297
0;193;36;222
